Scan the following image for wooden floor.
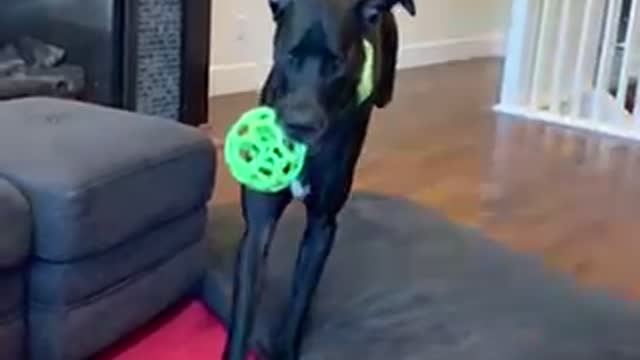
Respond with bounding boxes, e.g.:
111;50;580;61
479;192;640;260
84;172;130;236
208;58;640;301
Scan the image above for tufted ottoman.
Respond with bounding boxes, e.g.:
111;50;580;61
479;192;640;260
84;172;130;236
0;97;216;360
0;179;31;360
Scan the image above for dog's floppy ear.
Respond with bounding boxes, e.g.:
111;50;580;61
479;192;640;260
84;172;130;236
268;0;291;19
358;0;416;26
372;13;399;108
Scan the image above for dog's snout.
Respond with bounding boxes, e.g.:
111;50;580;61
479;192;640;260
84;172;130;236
285;122;318;137
283;119;325;145
283;114;326;144
276;96;327;145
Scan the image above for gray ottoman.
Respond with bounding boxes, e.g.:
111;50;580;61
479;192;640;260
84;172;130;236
0;179;30;360
0;97;216;359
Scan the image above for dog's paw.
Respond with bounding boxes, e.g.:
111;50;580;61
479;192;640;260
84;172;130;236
253;340;273;360
268;349;299;360
269;341;301;360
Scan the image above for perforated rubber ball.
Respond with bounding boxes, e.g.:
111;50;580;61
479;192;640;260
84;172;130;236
224;106;307;193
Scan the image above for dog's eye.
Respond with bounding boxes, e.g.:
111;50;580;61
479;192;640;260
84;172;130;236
362;5;383;25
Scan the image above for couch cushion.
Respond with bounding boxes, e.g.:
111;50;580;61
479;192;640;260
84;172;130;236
0;97;216;261
30;207;206;305
0;269;24;320
0;179;31;268
29;239;205;360
0;311;25;360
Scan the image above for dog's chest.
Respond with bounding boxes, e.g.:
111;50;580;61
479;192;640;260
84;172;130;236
290;179;311;200
289;111;373;202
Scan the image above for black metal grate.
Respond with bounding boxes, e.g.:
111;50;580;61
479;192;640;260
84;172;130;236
134;0;183;120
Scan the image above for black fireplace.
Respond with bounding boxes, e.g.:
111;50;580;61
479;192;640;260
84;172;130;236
0;0;211;126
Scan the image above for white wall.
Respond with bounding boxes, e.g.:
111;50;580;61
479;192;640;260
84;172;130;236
210;0;512;96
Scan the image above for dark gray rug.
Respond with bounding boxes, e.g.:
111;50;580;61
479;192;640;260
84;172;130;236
203;192;640;360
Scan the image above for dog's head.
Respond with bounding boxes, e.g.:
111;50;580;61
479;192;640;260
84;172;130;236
261;0;415;147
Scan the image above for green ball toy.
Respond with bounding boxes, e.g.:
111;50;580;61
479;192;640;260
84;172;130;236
224;106;308;193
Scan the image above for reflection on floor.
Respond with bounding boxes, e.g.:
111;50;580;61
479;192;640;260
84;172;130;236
209;58;640;301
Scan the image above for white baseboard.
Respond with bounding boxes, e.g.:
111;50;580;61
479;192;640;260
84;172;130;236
208;62;262;97
210;32;505;97
397;33;505;69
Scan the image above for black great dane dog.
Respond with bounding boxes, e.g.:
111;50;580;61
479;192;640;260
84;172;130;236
223;0;416;359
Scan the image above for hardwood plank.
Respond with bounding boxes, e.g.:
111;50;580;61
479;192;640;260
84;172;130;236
208;58;640;301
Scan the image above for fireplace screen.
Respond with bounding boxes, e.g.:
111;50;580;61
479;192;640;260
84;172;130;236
0;0;211;126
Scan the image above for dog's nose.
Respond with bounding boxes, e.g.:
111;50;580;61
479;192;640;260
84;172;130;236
280;111;326;144
275;92;327;145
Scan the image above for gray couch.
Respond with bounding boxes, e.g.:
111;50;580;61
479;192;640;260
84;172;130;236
0;179;30;360
0;97;217;359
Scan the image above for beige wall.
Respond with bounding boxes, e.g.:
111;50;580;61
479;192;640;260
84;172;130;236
395;0;510;44
210;0;511;95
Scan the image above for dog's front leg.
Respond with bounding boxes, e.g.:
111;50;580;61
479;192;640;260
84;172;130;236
223;188;290;360
272;214;337;359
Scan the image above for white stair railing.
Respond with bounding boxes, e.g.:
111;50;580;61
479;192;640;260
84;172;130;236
496;0;640;141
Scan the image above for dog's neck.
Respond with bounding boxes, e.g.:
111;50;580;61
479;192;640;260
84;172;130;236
290;39;375;201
